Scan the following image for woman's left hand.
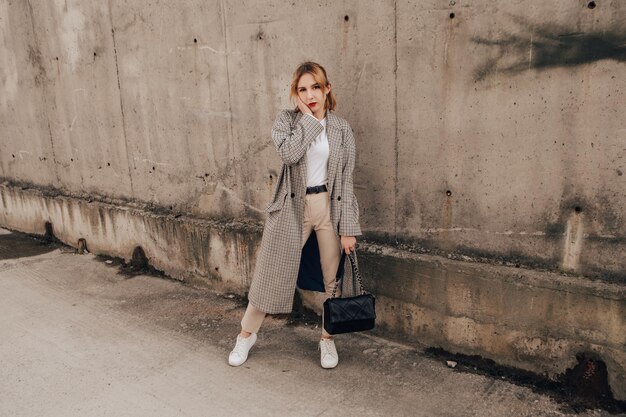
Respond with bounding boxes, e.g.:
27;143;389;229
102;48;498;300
340;236;357;254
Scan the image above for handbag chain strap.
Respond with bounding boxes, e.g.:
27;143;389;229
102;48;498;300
330;251;366;298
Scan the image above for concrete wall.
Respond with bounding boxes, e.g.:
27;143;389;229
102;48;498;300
1;0;625;399
2;0;624;280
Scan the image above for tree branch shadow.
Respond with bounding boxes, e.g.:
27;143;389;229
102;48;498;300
472;15;626;82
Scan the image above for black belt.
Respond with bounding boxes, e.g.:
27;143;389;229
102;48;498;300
306;184;327;194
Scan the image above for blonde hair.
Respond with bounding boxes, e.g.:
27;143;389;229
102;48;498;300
290;61;337;112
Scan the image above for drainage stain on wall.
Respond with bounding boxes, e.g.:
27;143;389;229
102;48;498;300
562;207;584;272
441;189;454;251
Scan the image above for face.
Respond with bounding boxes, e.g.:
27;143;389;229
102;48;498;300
297;72;331;118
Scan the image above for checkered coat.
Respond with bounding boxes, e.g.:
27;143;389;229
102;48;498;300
248;109;362;314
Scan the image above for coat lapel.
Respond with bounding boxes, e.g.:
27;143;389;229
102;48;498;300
291;111;309;191
326;112;342;193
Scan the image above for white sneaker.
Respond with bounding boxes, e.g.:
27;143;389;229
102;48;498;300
319;338;338;369
228;333;257;366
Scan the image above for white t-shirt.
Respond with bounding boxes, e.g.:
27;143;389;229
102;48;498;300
305;115;329;187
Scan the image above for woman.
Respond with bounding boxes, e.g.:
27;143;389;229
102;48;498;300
228;61;362;369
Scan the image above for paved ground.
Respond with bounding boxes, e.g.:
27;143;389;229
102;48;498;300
0;227;622;417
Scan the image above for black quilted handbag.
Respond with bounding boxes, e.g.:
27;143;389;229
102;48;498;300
323;251;376;335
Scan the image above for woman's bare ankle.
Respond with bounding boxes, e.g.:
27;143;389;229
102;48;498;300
240;330;252;338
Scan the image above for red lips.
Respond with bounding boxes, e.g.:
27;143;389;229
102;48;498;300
309;102;317;108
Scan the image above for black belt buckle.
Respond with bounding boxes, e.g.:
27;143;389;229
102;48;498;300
306;184;327;194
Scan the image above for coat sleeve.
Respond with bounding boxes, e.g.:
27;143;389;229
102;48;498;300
271;110;324;166
339;123;363;237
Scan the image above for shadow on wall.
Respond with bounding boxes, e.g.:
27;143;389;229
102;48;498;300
472;16;626;81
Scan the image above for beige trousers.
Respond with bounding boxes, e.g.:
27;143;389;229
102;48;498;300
241;191;342;338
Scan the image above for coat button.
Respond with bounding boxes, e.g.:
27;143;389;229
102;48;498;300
337;196;341;201
290;193;295;198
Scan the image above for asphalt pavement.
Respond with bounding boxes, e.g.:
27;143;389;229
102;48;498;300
0;227;621;417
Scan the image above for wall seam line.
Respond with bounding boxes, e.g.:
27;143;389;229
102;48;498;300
107;0;134;196
26;0;62;187
219;0;235;157
393;0;399;238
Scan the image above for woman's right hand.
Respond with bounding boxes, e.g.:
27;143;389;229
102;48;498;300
295;96;313;116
